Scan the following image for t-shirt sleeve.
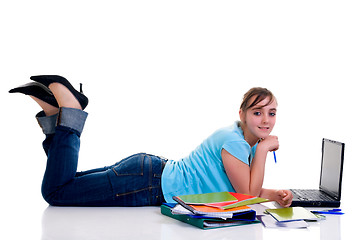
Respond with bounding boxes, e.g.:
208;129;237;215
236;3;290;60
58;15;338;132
222;140;251;165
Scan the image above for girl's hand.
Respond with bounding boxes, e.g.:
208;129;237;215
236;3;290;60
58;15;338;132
258;135;279;152
274;189;293;208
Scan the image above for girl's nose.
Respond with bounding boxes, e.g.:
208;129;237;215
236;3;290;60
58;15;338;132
262;115;268;124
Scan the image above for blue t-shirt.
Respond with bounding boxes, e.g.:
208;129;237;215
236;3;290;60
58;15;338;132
161;121;257;203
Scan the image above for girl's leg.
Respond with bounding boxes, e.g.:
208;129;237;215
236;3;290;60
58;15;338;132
36;111;58;155
73;153;161;177
22;82;116;206
37;82;166;206
42;128;167;206
40;107;120;206
36;108;101;176
75;164;117;177
40;107;104;206
40;117;167;207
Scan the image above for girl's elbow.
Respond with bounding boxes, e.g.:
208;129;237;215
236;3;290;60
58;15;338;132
234;187;260;197
247;187;262;197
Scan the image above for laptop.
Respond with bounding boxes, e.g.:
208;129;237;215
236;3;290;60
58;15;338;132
290;138;345;207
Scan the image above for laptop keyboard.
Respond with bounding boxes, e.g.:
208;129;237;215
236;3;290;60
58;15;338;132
291;189;334;201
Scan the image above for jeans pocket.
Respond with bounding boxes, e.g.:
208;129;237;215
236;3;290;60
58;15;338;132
112;153;145;176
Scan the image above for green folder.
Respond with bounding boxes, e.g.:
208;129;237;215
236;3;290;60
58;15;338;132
161;204;260;230
175;191;237;204
222;196;269;210
266;207;320;222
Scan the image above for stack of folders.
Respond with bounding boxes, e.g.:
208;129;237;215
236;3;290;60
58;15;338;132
161;191;268;229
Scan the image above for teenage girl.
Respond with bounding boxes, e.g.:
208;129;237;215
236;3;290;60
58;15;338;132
9;75;293;207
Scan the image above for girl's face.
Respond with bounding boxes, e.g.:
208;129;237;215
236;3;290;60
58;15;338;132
240;96;277;142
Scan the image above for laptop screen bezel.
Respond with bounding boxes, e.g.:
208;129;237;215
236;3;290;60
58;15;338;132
319;138;345;201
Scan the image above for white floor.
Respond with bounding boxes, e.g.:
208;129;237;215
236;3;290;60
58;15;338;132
1;199;356;240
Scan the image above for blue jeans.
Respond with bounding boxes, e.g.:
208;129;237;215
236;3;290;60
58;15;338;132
38;108;167;206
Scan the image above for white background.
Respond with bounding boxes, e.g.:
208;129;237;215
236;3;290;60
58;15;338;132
1;1;358;238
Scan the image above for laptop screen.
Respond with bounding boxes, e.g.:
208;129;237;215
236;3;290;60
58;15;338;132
319;139;345;200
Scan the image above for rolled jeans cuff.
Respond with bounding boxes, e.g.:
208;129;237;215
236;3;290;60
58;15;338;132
36;111;58;135
57;107;88;135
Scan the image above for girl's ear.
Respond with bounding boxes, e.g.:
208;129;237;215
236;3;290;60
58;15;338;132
239;109;245;122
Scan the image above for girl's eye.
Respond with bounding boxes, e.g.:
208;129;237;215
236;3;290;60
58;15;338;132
269;112;276;116
254;112;261;116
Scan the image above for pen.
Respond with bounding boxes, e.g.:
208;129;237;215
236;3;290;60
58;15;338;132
328;209;342;212
311;210;344;215
273;151;277;163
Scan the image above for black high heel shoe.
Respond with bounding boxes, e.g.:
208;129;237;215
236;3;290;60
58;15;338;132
9;82;59;107
30;75;89;110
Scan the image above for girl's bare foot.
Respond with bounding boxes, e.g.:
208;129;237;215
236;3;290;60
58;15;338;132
48;83;82;110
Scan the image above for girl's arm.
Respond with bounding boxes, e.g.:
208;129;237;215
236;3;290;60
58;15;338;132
222;143;268;196
222;136;283;199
